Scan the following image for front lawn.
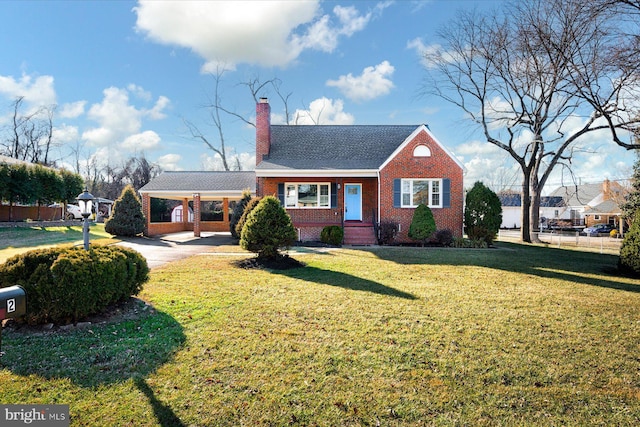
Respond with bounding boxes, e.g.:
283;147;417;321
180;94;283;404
1;243;638;425
0;224;114;263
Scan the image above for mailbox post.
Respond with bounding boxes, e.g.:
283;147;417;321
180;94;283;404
0;286;27;356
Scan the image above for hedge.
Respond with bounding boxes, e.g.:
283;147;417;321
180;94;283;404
0;245;149;324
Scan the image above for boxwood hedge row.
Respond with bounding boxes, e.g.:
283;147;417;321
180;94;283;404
0;245;148;324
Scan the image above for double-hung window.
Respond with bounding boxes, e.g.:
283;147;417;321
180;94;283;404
285;183;330;208
401;179;442;208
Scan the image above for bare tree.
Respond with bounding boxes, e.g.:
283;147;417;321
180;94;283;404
1;97;58;166
424;0;640;242
185;68;294;170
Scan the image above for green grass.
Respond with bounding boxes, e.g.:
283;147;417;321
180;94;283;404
1;243;639;426
0;224;115;263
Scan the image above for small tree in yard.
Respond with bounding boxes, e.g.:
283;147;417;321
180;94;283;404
105;185;146;237
230;189;252;239
408;204;436;246
235;196;261;239
240;196;296;259
464;181;502;246
619;208;640;276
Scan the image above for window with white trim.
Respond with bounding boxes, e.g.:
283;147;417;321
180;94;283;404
285;183;330;208
401;179;442;208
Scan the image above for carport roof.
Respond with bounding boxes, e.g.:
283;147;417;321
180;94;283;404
138;171;256;200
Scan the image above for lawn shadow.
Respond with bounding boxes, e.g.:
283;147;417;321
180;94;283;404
1;302;186;388
135;377;186;427
368;242;640;294
272;265;417;300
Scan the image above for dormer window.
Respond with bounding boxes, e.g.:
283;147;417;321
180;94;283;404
413;145;431;157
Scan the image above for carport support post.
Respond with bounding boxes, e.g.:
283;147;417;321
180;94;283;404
141;193;150;237
193;193;201;237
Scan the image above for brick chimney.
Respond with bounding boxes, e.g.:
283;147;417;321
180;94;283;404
602;178;611;200
256;98;271;166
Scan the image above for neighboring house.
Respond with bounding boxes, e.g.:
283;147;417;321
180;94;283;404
548;179;624;230
497;192;564;229
139;99;465;244
497;179;625;230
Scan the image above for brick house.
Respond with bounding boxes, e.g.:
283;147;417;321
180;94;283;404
255;98;464;244
140;99;465;244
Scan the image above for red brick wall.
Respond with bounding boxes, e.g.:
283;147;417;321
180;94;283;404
258;177;378;241
379;129;464;242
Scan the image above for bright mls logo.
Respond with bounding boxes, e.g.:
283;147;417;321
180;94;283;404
7;298;15;313
1;405;69;426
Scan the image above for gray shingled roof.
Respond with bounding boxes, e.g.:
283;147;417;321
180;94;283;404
139;171;255;199
549;183;602;206
256;125;419;170
585;199;621;215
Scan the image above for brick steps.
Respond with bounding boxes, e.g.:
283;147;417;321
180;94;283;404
343;224;377;245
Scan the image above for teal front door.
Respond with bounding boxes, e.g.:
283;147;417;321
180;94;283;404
344;184;362;221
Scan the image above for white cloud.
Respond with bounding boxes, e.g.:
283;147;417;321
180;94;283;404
291;97;355;125
134;1;378;68
127;83;152;101
82;85;169;148
121;130;161;151
59;101;86;119
52;124;80;144
326;61;395;102
199;151;255;171
156;153;182;171
407;38;461;69
147;96;170;120
0;73;56;106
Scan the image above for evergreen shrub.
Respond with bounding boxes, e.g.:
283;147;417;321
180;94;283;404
619;208;640;276
235;197;261;239
320;226;344;246
230;190;252;239
240;196;296;259
0;246;148;324
105;185;146;237
408;204;436;245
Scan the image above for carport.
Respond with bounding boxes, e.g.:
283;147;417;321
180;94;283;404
138;171;256;237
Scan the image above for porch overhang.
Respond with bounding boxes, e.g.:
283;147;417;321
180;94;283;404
139;190;251;201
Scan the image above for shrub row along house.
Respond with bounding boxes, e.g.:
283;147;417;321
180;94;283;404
139;99;465;244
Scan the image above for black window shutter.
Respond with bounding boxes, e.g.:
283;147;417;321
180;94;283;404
393;179;401;207
277;183;285;205
442;179;451;208
331;183;337;208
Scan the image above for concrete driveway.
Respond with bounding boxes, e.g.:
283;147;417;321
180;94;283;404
116;232;237;269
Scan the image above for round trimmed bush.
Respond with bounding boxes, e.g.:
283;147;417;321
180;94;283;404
0;245;149;324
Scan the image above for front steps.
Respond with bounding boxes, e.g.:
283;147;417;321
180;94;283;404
343;222;377;245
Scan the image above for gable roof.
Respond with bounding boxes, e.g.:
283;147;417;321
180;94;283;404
584;199;621;215
548;183;603;207
138;171;256;200
256;125;421;176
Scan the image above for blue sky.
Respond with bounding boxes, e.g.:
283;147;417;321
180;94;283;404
0;0;632;193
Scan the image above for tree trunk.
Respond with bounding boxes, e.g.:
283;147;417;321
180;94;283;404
521;176;532;243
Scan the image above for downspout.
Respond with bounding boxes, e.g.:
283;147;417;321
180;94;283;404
377;169;381;225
